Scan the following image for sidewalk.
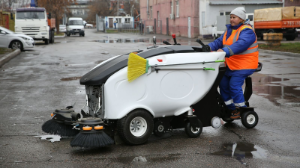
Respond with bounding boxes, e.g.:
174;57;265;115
0;49;21;68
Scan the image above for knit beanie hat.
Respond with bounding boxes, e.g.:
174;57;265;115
230;7;246;20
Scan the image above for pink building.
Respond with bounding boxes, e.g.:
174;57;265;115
140;0;199;38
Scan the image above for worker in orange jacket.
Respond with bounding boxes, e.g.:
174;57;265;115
208;7;259;119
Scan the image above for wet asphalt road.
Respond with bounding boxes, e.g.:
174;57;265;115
0;29;300;168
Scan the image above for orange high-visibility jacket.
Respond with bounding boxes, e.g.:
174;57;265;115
223;25;259;70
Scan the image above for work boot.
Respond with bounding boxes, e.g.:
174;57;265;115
230;109;241;119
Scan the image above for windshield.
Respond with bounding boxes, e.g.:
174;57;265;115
0;27;14;34
69;20;83;25
16;11;45;19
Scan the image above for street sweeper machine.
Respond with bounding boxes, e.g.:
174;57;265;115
42;35;262;148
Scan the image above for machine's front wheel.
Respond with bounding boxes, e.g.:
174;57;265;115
241;111;259;129
117;109;153;145
185;119;203;138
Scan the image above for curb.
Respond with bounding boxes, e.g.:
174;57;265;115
0;49;21;68
258;49;300;57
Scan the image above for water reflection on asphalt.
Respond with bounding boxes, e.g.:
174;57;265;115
251;73;300;106
212;142;267;164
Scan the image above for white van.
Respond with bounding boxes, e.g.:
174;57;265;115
66;17;85;37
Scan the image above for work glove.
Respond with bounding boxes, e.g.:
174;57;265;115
202;45;211;52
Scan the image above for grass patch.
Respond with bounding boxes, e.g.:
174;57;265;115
106;29;119;33
54;32;65;36
106;29;140;33
259;43;300;54
0;48;11;54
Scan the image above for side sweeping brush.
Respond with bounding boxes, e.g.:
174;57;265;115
70;131;114;148
42;108;80;137
70;118;114;148
42;119;79;137
127;52;224;82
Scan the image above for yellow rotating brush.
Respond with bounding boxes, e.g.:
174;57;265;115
127;53;150;82
127;52;224;82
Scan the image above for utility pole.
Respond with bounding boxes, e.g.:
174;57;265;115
131;4;134;17
117;0;119;16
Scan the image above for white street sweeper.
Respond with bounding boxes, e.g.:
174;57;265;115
42;35;262;148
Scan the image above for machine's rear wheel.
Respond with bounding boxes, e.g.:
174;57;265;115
241;111;258;129
117;109;153;145
185;119;203;138
153;121;165;137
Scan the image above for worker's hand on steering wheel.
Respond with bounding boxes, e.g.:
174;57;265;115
202;45;211;52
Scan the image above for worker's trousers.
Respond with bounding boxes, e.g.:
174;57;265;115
219;70;254;110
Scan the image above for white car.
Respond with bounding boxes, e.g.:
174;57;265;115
86;24;93;28
59;24;66;33
0;26;34;51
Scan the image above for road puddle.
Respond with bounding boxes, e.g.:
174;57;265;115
60;41;72;43
95;60;104;64
251;73;300;106
61;77;82;81
212;142;267;164
41;62;60;65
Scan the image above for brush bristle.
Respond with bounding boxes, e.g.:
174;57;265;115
42;119;79;137
70;131;114;148
127;53;147;82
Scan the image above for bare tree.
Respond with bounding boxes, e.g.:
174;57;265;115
1;0;9;11
86;0;118;23
37;0;76;33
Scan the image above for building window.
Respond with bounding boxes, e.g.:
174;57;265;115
171;1;173;14
248;15;253;21
150;6;152;19
176;1;179;17
220;12;230;16
125;18;130;23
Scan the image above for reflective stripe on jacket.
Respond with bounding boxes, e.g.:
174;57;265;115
223;25;259;70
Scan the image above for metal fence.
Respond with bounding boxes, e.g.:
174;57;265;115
115;21;140;34
96;16;166;35
140;19;163;35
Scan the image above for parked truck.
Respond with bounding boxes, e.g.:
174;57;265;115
15;7;55;44
254;6;300;41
